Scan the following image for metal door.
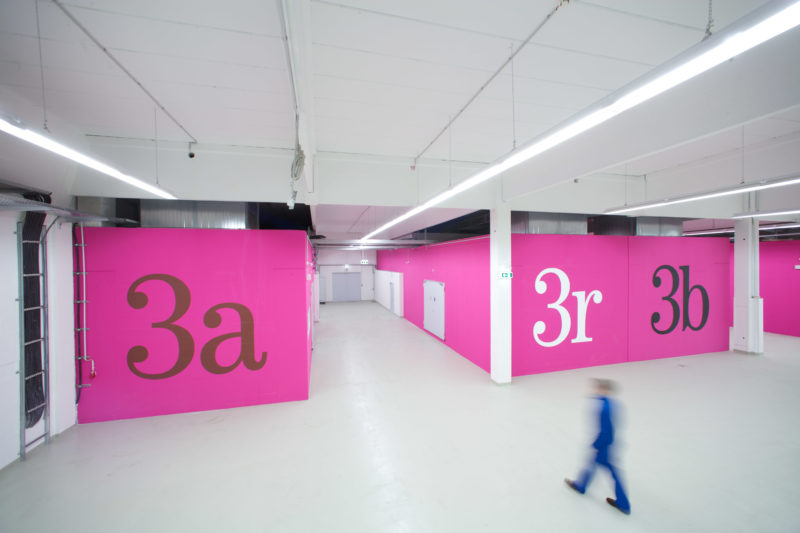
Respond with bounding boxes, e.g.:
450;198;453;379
332;272;361;302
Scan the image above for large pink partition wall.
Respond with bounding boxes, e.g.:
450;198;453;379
379;234;729;377
626;237;729;362
511;235;630;374
377;237;491;371
728;240;800;337
78;228;312;423
512;235;729;375
760;241;800;336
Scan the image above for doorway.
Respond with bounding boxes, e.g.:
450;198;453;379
332;272;362;302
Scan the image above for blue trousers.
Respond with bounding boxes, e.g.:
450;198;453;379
574;448;630;512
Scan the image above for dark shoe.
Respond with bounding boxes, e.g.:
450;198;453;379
564;478;581;493
606;497;631;515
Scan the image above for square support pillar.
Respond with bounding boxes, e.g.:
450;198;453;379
490;185;512;384
732;217;764;354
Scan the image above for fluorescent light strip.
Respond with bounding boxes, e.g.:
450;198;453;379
732;209;800;219
606;174;800;215
361;1;800;241
0;118;176;199
684;222;800;236
683;228;735;236
763;223;800;229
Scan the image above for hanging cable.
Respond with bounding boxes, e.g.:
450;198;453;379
51;0;197;143
34;0;49;131
448;115;453;188
291;115;305;181
413;0;571;165
153;108;160;186
740;125;745;184
510;43;517;150
703;0;714;40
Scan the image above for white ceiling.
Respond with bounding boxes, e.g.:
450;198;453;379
1;0;798;236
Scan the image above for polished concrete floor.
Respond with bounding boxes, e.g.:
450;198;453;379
1;301;799;532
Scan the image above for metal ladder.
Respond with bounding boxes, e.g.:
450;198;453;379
74;224;92;401
17;219;54;459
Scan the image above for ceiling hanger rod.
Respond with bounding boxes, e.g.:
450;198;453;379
412;0;570;164
51;0;198;144
277;0;300;134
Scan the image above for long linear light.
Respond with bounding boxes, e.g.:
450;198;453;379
361;0;800;241
683;222;800;236
606;172;800;215
0;118;176;199
732;209;800;219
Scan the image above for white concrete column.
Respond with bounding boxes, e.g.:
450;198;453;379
490;184;512;384
732;217;764;354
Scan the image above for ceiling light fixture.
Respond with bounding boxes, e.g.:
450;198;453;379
360;0;800;241
606;172;800;215
0;118;176;199
683;228;735;236
732;208;800;219
684;222;800;236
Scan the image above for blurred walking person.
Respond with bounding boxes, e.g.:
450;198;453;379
565;378;631;515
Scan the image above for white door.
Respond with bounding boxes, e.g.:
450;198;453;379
332;272;361;301
423;280;445;340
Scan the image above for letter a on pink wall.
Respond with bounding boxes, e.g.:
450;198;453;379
77;228;311;423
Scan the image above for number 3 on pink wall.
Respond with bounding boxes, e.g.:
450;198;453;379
650;265;709;335
532;268;603;348
126;274;267;379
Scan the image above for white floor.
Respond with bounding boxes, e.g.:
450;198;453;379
0;301;799;533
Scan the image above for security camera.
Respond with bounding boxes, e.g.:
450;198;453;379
188;151;196;159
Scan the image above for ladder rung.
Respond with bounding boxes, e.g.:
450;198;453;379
77;384;91;389
75;356;91;361
75;328;89;332
24;337;46;346
23;273;43;278
23;305;46;312
74;300;89;304
25;371;44;381
26;403;46;414
73;272;87;276
73;243;87;247
24;433;46;447
22;240;41;244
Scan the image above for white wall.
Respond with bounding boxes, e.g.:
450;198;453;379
0;212;22;468
0;213;77;470
46;220;77;436
317;249;377;303
374;270;404;317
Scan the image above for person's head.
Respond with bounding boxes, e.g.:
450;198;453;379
593;378;615;396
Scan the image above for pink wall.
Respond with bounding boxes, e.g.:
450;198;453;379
728;240;800;337
513;235;728;375
377;237;491;372
627;237;729;362
306;239;315;378
78;228;311;423
511;235;630;375
381;234;730;377
760;241;800;336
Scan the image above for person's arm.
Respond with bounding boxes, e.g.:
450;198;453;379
592;397;614;449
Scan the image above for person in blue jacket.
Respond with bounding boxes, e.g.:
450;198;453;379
565;378;631;515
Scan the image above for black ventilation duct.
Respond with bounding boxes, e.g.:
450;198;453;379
21;192;50;428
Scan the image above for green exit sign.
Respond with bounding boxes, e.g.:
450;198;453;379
500;271;513;279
